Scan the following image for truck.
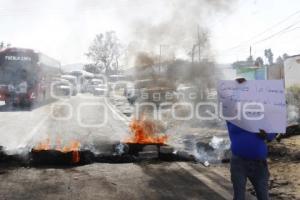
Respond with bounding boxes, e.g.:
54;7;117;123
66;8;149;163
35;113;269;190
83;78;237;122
0;47;61;107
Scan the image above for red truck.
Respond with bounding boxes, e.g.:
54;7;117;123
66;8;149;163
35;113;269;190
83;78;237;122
0;48;61;107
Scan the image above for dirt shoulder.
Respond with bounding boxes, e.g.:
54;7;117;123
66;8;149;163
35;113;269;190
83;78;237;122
267;135;300;200
211;135;300;200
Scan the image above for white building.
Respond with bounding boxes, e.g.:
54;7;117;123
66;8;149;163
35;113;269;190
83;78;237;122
284;54;300;88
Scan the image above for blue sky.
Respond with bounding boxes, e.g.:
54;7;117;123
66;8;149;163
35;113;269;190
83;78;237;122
0;0;299;65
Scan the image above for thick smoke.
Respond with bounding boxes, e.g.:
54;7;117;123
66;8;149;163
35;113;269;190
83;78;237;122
127;0;236;95
128;0;236;62
126;0;237;162
128;0;237;104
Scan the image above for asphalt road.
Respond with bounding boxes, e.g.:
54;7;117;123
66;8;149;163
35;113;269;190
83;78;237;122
0;94;129;154
0;94;238;200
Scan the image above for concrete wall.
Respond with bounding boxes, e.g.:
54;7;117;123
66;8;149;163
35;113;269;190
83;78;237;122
284;55;300;88
267;64;284;80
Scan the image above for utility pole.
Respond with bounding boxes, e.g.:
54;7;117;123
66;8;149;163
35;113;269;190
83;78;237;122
159;45;162;73
191;44;197;64
197;25;201;63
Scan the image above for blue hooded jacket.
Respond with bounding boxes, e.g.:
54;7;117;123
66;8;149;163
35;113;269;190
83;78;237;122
226;122;276;160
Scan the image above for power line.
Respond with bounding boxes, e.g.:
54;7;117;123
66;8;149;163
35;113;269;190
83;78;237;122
247;10;300;40
219;20;300;56
219;20;300;57
224;9;300;51
281;26;300;34
215;21;300;60
253;19;300;45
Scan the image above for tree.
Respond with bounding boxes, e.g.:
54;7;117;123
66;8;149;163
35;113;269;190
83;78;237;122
282;53;289;60
276;56;284;65
111;44;122;73
0;41;11;50
264;49;274;65
84;64;101;74
255;57;264;67
247;55;254;63
86;31;122;75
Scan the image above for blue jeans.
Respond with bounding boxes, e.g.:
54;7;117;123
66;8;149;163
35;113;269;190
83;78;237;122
230;155;270;200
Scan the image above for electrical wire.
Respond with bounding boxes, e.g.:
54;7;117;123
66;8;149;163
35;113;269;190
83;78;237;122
224;9;300;51
253;20;300;45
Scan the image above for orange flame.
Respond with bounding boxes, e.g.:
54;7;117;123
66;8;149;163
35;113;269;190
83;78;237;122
35;138;51;150
33;138;81;164
126;118;168;144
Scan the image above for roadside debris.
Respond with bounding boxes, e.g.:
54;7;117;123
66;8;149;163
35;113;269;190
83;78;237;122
194;136;231;165
281;124;300;139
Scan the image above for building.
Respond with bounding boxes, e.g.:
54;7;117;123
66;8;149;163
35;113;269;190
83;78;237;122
284;54;300;88
232;59;267;80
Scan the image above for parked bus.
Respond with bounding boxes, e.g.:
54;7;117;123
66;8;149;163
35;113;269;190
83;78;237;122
0;47;61;107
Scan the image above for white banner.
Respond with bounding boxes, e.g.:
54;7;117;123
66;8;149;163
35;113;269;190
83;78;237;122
217;80;287;133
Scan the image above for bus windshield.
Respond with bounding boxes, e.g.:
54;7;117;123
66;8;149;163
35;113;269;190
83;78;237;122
0;51;37;85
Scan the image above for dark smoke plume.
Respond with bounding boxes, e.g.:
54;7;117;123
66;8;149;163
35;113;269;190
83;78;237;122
128;0;236;60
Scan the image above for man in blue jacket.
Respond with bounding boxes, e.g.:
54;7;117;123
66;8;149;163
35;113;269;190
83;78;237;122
228;78;278;200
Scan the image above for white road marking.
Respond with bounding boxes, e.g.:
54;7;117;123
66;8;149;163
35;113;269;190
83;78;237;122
17;98;69;149
177;162;233;200
17;113;50;149
105;98;130;125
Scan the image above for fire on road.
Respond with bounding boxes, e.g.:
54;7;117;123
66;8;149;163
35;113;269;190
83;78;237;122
0;94;241;200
